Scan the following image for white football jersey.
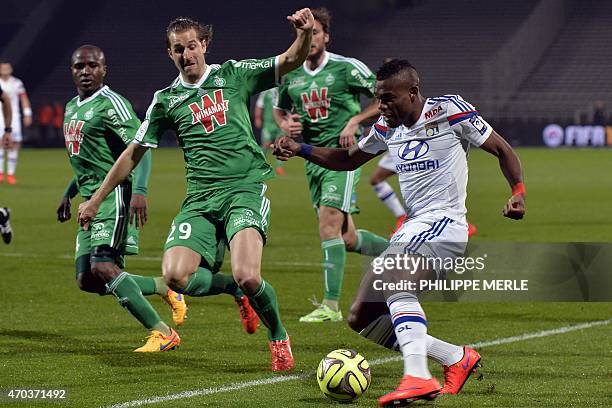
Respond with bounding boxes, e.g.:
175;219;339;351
0;76;26;129
358;94;492;221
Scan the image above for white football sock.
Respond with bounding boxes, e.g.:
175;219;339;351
358;313;463;366
372;181;405;218
388;293;431;379
426;335;464;366
0;149;4;173
7;148;18;175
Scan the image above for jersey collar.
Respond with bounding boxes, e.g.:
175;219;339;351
179;64;212;89
76;85;108;107
303;51;329;76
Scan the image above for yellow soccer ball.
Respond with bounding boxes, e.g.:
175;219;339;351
316;349;371;402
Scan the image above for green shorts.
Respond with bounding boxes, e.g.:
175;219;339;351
164;183;271;271
305;162;360;214
75;182;139;271
261;128;281;145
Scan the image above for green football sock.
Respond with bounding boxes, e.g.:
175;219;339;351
248;280;287;341
152;321;172;336
153;277;169;296
322;238;346;302
128;274;157;296
106;272;163;330
352;229;389;256
182;267;242;297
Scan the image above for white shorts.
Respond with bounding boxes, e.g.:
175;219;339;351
385;215;468;271
377;152;396;172
7;128;22;143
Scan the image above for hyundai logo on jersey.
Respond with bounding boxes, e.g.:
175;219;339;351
398;140;430;161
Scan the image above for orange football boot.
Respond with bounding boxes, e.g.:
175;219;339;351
235;295;259;334
269;335;294;372
161;289;188;326
133;328;181;352
440;346;481;394
467;223;477;238
378;375;441;407
392;214;407;235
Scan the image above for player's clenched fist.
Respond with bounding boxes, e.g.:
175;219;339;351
56;197;71;223
287;8;315;31
273;136;301;161
502;193;525;220
280;113;302;136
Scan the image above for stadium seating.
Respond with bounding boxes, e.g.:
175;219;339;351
503;0;612;121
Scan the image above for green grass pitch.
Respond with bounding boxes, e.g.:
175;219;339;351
0;148;610;407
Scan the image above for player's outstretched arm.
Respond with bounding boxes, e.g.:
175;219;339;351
278;8;314;77
274;136;375;171
78;143;149;229
479;130;526;220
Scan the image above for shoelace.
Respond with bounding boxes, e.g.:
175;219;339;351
308;294;322;308
237;297;249;319
143;331;166;341
271;341;288;362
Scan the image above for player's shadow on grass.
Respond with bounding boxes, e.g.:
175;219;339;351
297;397;335;405
95;351;267;373
0;329;97;355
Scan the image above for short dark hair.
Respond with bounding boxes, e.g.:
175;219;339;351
70;45;106;66
376;59;417;81
312;7;331;34
166;17;213;48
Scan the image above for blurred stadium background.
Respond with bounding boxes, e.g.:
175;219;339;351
2;0;612;148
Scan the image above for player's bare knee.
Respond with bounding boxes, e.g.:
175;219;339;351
162;264;189;291
343;230;358;251
235;273;261;294
347;304;367;332
319;219;342;241
76;273;105;294
90;262;119;283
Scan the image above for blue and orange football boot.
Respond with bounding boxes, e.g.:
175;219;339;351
378;375;441;407
440;346;481;394
162;289;188;326
134;328;181;352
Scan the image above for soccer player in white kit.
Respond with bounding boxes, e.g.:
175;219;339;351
0;62;33;185
371;152;479;237
274;59;525;406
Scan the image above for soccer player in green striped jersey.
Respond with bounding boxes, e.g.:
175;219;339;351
274;8;389;323
61;45;186;352
78;9;315;371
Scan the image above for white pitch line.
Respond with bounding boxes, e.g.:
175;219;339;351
104;318;611;408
